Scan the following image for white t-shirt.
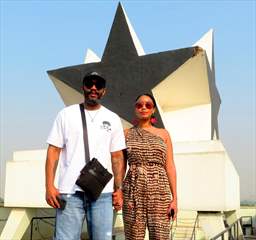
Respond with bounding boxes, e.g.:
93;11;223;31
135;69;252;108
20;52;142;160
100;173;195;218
47;104;126;194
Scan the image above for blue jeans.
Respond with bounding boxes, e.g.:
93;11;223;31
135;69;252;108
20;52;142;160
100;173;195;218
54;191;113;240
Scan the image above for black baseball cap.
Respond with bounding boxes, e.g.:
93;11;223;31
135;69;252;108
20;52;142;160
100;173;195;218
82;71;106;88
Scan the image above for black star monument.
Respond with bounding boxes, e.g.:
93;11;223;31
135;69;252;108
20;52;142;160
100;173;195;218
47;3;204;127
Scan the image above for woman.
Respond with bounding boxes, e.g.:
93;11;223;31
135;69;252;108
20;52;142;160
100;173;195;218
122;93;177;240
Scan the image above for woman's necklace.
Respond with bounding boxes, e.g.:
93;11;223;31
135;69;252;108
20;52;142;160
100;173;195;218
86;109;100;122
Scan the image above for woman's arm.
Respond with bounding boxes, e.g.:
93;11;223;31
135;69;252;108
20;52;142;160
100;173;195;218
164;129;178;219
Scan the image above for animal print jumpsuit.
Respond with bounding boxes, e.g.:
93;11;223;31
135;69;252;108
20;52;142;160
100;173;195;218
123;127;172;240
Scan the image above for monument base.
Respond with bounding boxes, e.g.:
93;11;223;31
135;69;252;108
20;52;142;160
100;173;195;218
173;140;240;211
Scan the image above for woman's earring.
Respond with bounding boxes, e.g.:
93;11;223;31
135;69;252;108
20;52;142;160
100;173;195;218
150;116;157;125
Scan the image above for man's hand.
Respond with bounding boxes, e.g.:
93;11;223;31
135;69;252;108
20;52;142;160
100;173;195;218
46;185;60;209
112;189;123;211
45;145;61;208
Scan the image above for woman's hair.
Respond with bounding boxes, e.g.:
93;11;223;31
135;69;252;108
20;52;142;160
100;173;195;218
135;93;156;107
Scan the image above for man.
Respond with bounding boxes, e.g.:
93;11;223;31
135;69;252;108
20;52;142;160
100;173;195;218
45;71;125;240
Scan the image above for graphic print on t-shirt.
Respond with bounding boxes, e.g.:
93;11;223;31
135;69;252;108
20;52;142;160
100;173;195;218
101;121;111;132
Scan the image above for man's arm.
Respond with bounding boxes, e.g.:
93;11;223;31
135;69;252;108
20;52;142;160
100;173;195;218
111;150;125;190
45;144;61;208
111;150;125;211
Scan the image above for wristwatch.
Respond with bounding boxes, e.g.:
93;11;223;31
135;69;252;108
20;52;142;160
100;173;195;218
114;185;123;191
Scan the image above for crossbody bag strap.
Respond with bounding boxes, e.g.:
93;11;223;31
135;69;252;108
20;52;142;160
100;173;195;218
79;103;90;164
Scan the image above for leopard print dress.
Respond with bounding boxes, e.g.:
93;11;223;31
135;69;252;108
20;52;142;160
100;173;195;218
123;127;172;240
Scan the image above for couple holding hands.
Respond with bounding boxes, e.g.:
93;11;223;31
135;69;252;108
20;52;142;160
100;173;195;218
45;72;177;240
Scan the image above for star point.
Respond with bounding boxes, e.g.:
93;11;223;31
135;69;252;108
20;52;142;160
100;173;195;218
47;4;199;127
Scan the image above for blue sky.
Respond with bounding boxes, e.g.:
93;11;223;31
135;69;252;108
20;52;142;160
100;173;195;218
0;0;255;201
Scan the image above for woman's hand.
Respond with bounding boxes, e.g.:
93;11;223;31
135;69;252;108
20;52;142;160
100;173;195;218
167;198;177;220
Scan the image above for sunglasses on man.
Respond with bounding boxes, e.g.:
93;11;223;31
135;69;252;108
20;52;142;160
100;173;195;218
83;79;105;90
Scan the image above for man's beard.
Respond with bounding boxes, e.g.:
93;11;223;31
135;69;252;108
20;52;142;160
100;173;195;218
84;89;102;106
86;98;100;106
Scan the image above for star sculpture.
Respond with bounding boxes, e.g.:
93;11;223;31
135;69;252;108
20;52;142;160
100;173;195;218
48;3;200;127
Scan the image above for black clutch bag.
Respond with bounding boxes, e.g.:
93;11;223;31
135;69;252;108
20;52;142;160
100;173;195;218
76;158;113;201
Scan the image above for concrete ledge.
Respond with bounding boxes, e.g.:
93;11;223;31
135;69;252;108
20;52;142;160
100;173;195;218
13;150;47;162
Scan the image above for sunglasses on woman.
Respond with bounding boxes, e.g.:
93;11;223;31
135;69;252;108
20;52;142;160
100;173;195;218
135;101;154;110
83;79;105;90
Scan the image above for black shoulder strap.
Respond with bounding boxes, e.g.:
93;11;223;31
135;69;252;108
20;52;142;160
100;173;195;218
79;103;90;163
